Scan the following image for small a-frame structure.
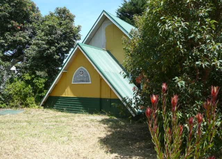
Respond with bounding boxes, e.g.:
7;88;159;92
41;10;139;116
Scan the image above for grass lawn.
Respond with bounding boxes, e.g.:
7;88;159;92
0;109;156;159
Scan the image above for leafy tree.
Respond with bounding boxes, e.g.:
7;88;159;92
0;0;81;104
0;0;41;68
0;0;80;81
0;59;9;90
124;0;222;155
24;7;81;85
117;0;147;26
124;0;222;115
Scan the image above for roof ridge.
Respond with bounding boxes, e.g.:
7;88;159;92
103;10;135;29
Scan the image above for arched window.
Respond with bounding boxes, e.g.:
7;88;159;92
72;67;91;84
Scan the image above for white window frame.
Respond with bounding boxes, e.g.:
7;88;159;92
72;66;91;84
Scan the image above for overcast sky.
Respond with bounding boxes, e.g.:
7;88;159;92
32;0;123;42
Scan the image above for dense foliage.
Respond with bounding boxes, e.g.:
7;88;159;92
0;0;41;65
0;0;81;107
24;7;81;85
123;0;222;155
0;0;40;91
117;0;147;26
124;0;222;118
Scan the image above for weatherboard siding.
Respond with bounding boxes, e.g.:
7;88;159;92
105;24;126;64
50;49;118;99
44;96;129;116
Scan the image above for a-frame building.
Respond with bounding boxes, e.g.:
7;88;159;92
41;10;139;116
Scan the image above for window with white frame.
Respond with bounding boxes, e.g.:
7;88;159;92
72;67;91;84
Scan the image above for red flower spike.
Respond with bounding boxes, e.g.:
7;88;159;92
162;83;167;94
179;125;183;136
196;113;203;124
145;108;152;118
136;74;143;84
208;156;216;159
189;117;194;126
153;126;158;133
171;95;179;112
207;99;211;105
132;86;137;92
151;95;158;105
211;86;219;99
168;128;172;135
203;99;211;110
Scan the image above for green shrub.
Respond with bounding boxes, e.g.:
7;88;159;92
124;0;222;154
3;73;46;108
5;79;35;108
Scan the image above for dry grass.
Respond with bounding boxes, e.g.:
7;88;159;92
0;109;156;159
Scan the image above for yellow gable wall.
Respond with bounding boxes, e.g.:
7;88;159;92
105;24;127;64
50;49;118;99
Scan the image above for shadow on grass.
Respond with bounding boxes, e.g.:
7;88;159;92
99;118;156;159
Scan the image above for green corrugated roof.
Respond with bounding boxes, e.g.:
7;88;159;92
104;10;136;36
78;43;138;114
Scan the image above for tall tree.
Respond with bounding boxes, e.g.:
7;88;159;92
124;0;222;155
117;0;147;26
0;0;81;104
0;0;80;84
24;7;81;85
0;0;41;91
0;0;41;67
124;0;222;115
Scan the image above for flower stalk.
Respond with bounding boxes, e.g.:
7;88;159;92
146;84;219;159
